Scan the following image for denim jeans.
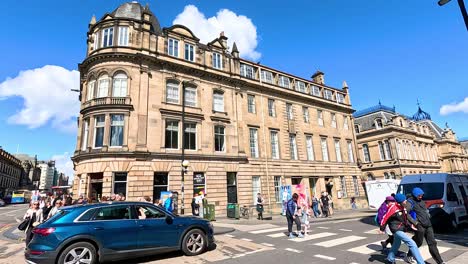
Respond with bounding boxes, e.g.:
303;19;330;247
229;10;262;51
387;231;424;264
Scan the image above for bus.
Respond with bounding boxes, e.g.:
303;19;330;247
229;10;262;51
11;189;32;204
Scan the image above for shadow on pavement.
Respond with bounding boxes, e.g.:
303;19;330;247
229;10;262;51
111;243;218;264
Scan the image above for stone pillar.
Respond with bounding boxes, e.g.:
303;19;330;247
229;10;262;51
103;171;113;196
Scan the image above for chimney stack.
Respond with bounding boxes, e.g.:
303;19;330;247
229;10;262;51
312;70;325;84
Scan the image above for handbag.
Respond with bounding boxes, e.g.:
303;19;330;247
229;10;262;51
18;218;30;231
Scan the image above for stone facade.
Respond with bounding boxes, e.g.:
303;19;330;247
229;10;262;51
354;104;468;180
72;2;365;215
0;148;23;198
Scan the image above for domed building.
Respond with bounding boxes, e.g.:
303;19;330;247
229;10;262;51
353;102;468;180
72;2;363;214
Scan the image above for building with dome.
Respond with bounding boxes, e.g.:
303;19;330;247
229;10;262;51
353;102;468;180
72;1;365;214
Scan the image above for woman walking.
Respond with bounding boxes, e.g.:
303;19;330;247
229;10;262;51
23;201;44;246
256;193;265;220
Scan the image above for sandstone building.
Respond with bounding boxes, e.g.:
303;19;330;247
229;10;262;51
354;103;468;180
0;148;23;198
72;2;364;214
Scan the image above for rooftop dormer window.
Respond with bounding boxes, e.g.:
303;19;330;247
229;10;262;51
311;85;321;96
375;118;383;129
212;52;222;69
184;43;195;62
324;90;333;100
168;38;179;57
102;27;114;48
337;93;345;103
278;75;290;88
240;64;255;79
295;81;306;93
261;70;273;84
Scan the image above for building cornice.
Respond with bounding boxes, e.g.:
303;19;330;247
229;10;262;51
356;125;434;140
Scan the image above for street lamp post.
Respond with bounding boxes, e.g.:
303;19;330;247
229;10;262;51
180;81;187;215
438;0;468;31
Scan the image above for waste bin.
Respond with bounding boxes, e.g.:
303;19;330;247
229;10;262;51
227;203;239;219
203;204;216;221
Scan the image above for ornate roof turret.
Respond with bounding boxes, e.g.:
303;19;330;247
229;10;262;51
108;1;161;34
412;101;431;121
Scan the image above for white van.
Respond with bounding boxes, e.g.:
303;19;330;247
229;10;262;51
397;173;468;230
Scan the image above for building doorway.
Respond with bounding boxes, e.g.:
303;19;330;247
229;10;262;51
324;177;334;196
89;173;103;201
227;172;237;203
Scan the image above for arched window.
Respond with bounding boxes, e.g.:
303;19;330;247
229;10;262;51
87;79;96;101
390;172;396;179
112;73;128;97
97;75;109;98
384;172;390;179
375;118;383;129
363;144;371;163
166;80;180;104
367;173;375;181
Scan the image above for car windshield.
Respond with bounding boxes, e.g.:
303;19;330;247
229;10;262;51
397;182;444;200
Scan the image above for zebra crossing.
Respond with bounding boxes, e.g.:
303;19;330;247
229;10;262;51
225;224;460;263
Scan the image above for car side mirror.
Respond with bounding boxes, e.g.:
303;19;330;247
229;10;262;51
165;215;173;225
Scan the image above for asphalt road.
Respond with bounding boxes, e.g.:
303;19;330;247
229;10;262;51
0;206;467;264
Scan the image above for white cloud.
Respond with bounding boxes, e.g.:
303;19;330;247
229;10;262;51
51;152;74;183
0;65;80;132
440;97;468;115
173;5;261;61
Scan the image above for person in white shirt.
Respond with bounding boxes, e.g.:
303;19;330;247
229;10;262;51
47;199;63;219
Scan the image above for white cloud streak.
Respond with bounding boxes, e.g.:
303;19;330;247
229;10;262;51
440;97;468;115
173;5;261;61
0;65;80;132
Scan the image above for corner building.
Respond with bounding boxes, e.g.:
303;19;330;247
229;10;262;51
72;2;364;215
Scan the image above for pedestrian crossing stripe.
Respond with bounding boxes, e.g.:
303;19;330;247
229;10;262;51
285;248;302;253
250;227;286;234
347;240;382;254
317;226;330;229
347;241;451;261
364;228;380;234
261;243;275;247
268;232;288;238
339;228;353;232
314;235;366;247
314;254;336;260
291;232;337;242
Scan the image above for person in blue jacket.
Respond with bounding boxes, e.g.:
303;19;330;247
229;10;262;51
286;193;303;238
164;193;173;212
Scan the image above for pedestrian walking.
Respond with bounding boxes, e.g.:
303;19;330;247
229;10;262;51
42;201;52;220
379;193;424;264
327;192;334;216
405;188;445;264
320;192;330;218
256;193;265;220
191;193;199;216
286;193;303;238
301;203;311;235
311;195;321;217
23;201;44;246
351;197;357;209
377;196;396;251
47;199;63;219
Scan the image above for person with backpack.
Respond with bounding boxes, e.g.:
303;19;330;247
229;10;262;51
405;188;445;264
164;193;173;212
286;193;303;238
311;195;321;217
320;192;330;217
376;195;396;251
379;193;424;264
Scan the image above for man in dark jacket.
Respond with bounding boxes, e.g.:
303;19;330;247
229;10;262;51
286;193;303;238
406;188;445;264
380;193;424;264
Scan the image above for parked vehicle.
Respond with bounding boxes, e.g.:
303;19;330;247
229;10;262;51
397;173;468;230
25;202;215;264
0;198;5;207
365;179;400;209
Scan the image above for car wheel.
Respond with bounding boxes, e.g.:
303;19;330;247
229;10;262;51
57;241;97;264
181;229;207;256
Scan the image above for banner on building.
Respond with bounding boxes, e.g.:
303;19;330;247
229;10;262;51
281;185;292;215
159;191;172;205
294;184;309;208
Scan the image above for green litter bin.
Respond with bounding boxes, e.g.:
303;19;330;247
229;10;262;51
227;203;239;219
203;204;216;221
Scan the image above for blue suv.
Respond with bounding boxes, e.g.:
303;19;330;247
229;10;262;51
25;202;215;264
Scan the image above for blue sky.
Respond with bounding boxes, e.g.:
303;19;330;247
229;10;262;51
1;0;467;176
